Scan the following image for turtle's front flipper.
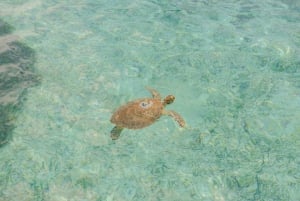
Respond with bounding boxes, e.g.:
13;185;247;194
110;126;124;140
163;110;186;127
145;87;161;99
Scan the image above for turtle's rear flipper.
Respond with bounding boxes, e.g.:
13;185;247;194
110;126;123;140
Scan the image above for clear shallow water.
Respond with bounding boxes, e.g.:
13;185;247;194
0;0;300;200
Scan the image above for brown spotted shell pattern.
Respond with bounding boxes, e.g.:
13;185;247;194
110;98;163;129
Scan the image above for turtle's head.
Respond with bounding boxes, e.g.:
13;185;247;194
163;95;175;106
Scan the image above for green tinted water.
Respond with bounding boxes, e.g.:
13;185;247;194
0;0;299;200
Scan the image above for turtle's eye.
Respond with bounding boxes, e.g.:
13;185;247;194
139;101;153;109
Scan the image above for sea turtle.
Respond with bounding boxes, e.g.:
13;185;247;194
110;87;185;140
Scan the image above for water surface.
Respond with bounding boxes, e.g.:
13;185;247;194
0;0;299;200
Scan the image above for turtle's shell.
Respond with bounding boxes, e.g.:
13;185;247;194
110;98;163;129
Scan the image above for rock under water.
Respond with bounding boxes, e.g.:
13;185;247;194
0;19;40;147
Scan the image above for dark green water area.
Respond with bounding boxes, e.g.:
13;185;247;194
0;19;40;147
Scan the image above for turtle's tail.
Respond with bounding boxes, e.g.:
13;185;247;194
110;126;123;140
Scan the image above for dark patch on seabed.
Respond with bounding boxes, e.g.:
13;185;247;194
0;19;40;147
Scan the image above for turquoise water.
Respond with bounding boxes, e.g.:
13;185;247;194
0;0;300;200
